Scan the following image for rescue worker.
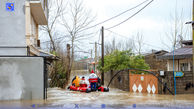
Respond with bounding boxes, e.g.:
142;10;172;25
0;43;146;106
88;69;98;91
79;76;87;87
72;76;80;87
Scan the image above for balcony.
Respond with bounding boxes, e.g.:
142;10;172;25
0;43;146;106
30;0;48;25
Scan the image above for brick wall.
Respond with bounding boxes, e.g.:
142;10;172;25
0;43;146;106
158;71;194;94
104;70;129;91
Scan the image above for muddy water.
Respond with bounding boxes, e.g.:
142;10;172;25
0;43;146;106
0;70;194;109
46;88;194;108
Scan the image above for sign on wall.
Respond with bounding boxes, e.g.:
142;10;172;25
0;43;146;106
175;72;184;77
6;3;14;12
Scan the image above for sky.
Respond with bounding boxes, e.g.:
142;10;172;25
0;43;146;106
82;0;193;54
40;0;193;58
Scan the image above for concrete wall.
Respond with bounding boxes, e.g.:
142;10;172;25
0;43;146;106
0;57;44;100
0;0;27;55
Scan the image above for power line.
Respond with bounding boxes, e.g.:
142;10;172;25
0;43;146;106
105;29;164;50
106;0;154;30
41;0;150;43
80;0;150;31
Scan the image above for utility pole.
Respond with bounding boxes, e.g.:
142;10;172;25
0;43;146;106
95;42;97;71
91;49;93;59
186;0;194;84
192;0;194;84
101;26;104;85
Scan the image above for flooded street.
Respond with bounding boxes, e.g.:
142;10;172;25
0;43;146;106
45;87;194;109
1;87;194;109
0;70;194;109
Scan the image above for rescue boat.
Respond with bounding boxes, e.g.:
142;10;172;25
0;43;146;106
67;76;109;93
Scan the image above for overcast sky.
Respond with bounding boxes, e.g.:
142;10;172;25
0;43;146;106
82;0;193;54
41;0;193;58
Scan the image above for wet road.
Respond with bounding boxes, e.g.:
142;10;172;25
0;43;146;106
0;70;194;109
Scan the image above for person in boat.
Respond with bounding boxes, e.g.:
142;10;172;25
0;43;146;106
88;69;98;91
79;76;87;87
72;76;80;87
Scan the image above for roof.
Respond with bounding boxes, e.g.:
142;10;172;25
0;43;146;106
158;46;193;59
144;50;168;57
39;50;59;60
182;40;192;45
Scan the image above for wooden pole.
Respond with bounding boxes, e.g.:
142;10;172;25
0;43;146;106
192;0;194;84
95;42;97;71
101;26;104;85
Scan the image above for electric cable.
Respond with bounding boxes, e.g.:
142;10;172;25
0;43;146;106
80;0;151;31
106;0;154;30
41;0;151;43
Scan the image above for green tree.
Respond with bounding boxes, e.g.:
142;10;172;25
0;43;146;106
97;50;149;73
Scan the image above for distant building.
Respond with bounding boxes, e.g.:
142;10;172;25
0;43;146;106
74;58;94;70
144;50;168;71
159;40;192;71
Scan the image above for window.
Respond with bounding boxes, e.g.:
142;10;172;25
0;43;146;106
180;63;188;71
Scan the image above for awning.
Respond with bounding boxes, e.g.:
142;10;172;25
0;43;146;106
30;1;47;25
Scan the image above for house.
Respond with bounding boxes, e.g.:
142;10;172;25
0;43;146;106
0;0;54;100
0;0;48;56
144;50;168;71
159;40;192;71
157;40;194;94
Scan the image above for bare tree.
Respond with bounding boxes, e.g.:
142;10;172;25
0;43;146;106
134;32;144;55
162;1;191;50
40;0;68;88
60;0;95;73
40;0;66;52
104;38;134;55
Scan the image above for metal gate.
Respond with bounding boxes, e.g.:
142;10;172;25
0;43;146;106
129;74;158;94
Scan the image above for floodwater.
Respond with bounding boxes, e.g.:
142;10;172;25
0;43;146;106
2;88;194;109
0;70;194;109
46;87;194;109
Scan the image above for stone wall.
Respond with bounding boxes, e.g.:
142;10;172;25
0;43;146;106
158;71;194;94
104;70;129;91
